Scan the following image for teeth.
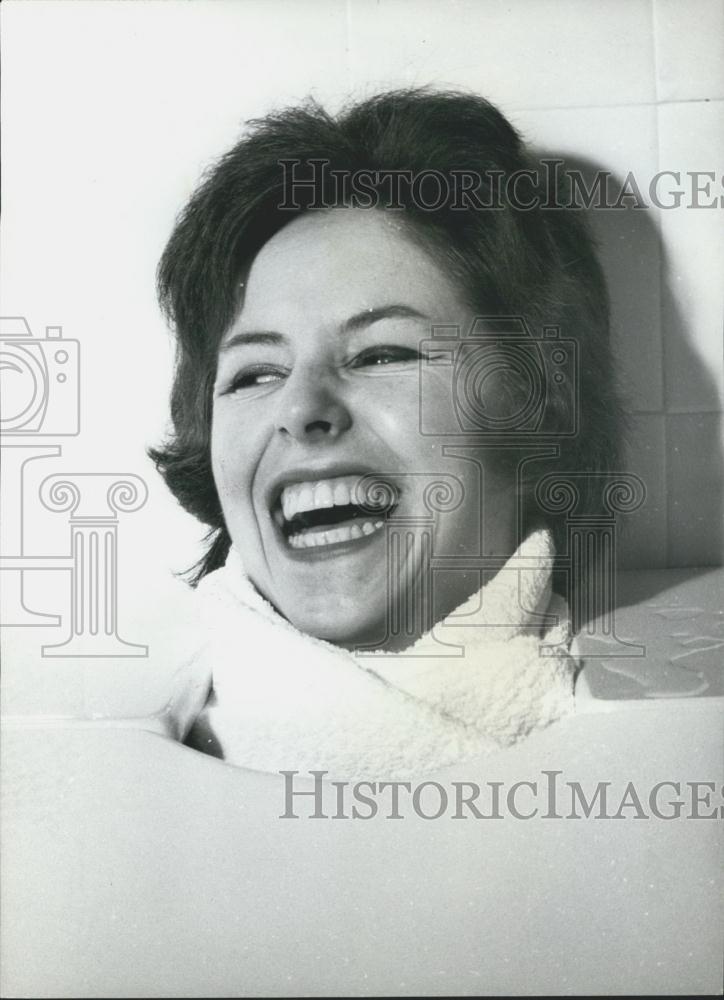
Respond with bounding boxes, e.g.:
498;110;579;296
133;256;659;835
314;482;334;508
333;481;350;506
298;484;314;513
288;519;385;549
279;474;390;518
282;491;297;522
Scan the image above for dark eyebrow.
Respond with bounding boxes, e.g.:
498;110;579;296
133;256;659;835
218;305;429;354
342;305;430;332
218;331;284;353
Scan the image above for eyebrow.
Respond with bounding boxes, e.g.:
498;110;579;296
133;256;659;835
218;305;429;353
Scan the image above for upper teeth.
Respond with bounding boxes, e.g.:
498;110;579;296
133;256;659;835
279;475;386;522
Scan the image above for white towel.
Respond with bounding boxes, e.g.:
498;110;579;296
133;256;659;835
191;528;577;780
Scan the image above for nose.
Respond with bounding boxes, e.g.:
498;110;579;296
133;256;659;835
275;365;352;443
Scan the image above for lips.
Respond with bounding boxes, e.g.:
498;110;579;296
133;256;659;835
269;472;398;550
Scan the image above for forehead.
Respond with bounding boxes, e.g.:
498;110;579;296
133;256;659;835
237;208;468;331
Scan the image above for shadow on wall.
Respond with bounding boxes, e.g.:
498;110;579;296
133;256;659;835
538;152;723;585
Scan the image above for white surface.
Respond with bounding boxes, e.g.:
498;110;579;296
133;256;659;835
654;0;724;102
2;701;721;998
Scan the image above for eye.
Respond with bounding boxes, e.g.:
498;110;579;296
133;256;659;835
351;345;423;369
220;365;288;395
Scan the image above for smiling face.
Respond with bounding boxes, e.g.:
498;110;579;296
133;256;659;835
211;208;515;649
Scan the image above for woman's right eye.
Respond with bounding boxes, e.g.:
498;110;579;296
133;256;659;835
222;366;288;395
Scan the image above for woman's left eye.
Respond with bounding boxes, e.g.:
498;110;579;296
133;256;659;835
351;346;422;368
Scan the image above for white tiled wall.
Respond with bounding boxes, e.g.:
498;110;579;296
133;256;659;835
3;0;723;571
344;0;724;569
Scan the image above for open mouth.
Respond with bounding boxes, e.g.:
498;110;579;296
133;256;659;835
271;474;398;550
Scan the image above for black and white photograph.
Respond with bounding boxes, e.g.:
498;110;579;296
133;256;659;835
1;0;723;996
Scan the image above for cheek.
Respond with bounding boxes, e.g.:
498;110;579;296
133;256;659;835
419;369;458;432
353;378;426;444
210;410;256;504
394;377;457;462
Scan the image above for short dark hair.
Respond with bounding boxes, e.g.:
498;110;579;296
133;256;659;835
150;87;623;584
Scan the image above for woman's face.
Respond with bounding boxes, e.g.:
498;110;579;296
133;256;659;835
212;208;515;648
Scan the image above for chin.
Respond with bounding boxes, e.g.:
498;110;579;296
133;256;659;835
286;605;385;650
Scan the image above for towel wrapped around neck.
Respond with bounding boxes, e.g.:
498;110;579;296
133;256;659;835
189;528;577;780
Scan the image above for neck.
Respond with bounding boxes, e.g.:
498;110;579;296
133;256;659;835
321;565;508;654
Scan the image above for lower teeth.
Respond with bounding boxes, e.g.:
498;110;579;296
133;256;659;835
288;519;384;549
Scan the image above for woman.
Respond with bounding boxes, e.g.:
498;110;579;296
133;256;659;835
151;89;622;779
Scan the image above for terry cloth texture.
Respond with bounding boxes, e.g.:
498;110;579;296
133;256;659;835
191;529;576;780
